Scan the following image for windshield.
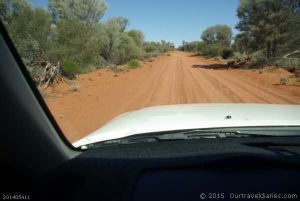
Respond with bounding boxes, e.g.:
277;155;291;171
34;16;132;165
1;0;300;146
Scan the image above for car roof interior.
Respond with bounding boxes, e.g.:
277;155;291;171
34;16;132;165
1;21;300;201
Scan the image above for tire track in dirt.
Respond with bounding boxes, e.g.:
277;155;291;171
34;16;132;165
184;59;245;103
187;54;298;104
174;57;203;103
207;69;297;104
200;69;273;103
180;59;211;102
227;75;297;104
114;56;170;112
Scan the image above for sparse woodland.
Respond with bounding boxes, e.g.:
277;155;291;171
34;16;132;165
179;0;300;71
1;0;299;88
0;0;175;86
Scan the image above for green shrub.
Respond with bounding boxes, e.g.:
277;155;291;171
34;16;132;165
252;50;267;65
61;60;81;78
108;64;124;72
221;48;234;59
144;41;174;53
144;44;158;53
279;77;289;85
69;83;80;91
143;50;161;59
201;44;222;58
275;58;300;70
127;59;140;69
116;33;145;64
196;42;207;53
233;52;247;61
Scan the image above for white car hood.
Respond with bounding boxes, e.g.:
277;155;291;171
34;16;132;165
73;104;300;147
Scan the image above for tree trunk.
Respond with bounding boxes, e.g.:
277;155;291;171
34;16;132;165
266;42;271;60
271;41;277;59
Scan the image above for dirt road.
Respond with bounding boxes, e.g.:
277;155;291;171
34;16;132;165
45;51;300;142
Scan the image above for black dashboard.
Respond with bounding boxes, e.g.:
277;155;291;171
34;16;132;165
34;137;300;201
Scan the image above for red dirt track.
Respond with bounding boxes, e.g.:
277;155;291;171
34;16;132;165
45;51;300;142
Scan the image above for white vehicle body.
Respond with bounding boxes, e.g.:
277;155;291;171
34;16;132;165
73;104;300;147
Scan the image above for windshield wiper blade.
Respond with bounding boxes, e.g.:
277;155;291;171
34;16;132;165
176;128;300;138
96;130;265;146
158;131;268;140
103;130;230;145
87;128;300;148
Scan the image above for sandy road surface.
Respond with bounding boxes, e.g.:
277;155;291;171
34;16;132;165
45;51;300;142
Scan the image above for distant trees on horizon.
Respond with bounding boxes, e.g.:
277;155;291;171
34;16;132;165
179;0;300;68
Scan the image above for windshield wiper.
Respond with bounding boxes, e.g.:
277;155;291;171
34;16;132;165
86;128;300;148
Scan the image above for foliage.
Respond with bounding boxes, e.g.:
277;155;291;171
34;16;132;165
69;83;80;91
0;0;31;24
275;58;300;70
49;19;105;66
181;0;300;67
144;50;161;59
61;59;81;78
144;41;174;53
48;0;108;23
127;29;144;47
201;25;232;47
100;18;122;63
252;50;268;65
236;0;300;59
99;17;146;65
143;41;174;57
158;40;175;53
279;76;289;85
201;44;223;58
233;33;253;54
221;48;234;59
127;59;140;69
116;33;145;64
3;0;162;81
5;0;299;81
178;41;203;52
233;52;248;61
6;6;51;61
144;43;158;53
179;41;228;58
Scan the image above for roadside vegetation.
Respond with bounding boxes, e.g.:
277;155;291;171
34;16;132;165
1;0;299;87
0;0;174;86
179;0;300;73
127;59;140;69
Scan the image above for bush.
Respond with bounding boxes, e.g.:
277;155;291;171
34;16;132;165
144;41;174;53
127;59;140;69
179;41;204;52
61;60;81;78
275;58;300;70
201;44;222;58
143;50;161;59
69;83;80;91
52;19;104;67
196;42;207;53
108;64;125;72
233;52;248;61
116;33;145;64
144;44;158;53
252;50;267;65
221;48;234;59
279;77;289;85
